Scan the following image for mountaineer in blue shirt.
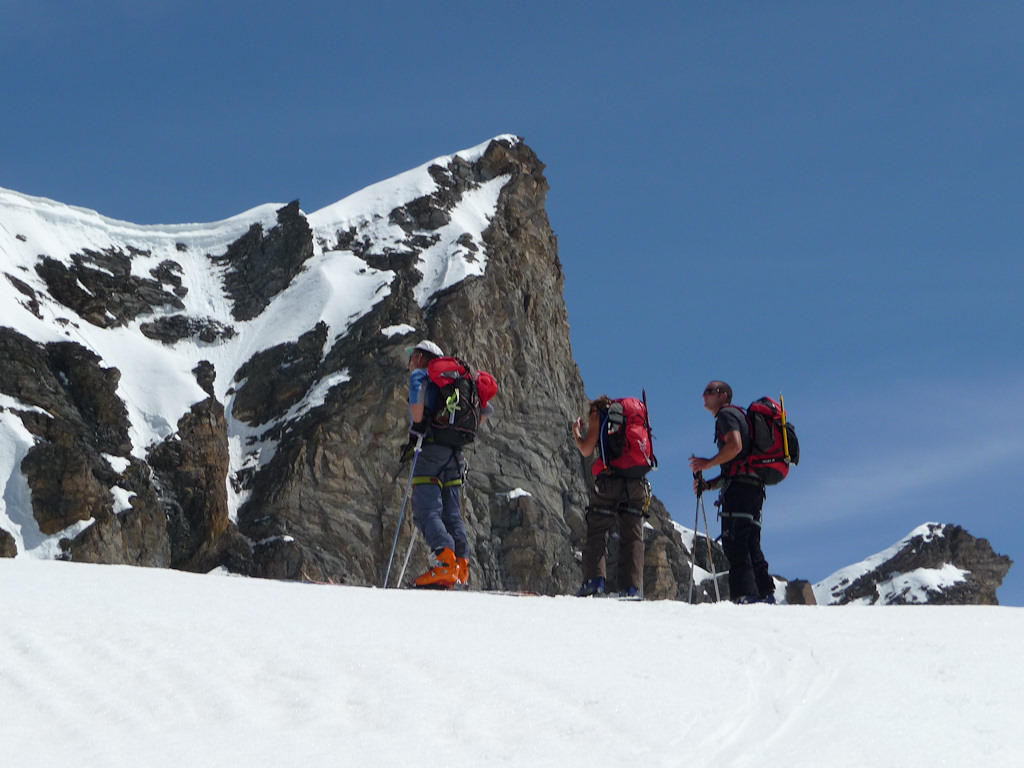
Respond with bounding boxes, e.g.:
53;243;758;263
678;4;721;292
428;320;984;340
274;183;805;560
403;340;492;588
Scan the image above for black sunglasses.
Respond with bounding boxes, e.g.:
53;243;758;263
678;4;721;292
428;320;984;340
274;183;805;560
703;387;725;395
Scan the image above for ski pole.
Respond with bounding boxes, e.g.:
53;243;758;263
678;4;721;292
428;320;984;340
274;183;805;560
688;472;703;604
699;487;722;602
396;525;418;588
638;478;651;601
639;516;645;601
383;434;423;588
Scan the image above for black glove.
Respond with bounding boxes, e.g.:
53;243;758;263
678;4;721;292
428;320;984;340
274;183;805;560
693;471;709;496
400;427;426;463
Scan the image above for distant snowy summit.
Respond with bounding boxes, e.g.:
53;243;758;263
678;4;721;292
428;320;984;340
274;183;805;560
814;522;1010;605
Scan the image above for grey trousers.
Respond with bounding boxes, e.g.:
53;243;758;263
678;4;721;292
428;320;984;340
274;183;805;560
411;443;468;558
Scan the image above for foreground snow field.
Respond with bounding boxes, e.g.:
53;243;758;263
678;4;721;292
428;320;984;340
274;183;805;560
1;560;1020;768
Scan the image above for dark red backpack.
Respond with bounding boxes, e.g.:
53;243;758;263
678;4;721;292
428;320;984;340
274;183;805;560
425;357;497;447
724;396;799;485
597;392;657;478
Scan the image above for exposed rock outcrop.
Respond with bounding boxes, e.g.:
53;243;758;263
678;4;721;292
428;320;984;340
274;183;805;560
149;397;248;573
215;199;315;321
0;325;246;570
1;329;120;535
0;527;17;558
34;247;185;329
785;580;818;606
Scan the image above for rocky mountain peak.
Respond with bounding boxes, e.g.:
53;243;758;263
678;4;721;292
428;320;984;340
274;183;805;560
0;138;1011;604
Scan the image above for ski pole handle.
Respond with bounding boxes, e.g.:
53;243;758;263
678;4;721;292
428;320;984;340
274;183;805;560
692;470;707;496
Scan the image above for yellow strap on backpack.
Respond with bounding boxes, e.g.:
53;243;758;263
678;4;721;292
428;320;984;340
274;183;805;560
780;392;791;464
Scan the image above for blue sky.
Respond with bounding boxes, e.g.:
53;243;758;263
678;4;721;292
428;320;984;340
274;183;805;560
3;2;1022;604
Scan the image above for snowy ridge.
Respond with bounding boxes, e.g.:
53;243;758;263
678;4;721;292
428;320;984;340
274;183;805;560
307;134;515;306
0;136;518;555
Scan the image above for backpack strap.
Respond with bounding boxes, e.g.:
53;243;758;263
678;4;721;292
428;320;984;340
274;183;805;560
717;404;753;478
596;407;611;469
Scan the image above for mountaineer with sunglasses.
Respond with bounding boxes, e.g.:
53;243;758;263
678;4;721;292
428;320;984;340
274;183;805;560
688;381;775;604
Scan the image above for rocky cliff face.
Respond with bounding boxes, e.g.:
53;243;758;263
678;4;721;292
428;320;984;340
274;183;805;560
224;139;703;597
0;138;1010;605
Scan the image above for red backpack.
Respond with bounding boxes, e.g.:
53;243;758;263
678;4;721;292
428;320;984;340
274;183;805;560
723;396;799;485
595;392;657;478
425;357;497;447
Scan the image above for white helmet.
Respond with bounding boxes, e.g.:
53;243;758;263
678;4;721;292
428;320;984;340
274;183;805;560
406;339;444;358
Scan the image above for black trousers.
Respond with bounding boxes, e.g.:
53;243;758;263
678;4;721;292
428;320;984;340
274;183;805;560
720;480;774;601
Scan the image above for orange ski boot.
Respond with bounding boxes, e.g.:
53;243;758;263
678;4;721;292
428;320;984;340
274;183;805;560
413;547;459;589
456;557;470;588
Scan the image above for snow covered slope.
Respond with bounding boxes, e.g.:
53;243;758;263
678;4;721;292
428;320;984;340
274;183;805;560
0;559;1020;768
